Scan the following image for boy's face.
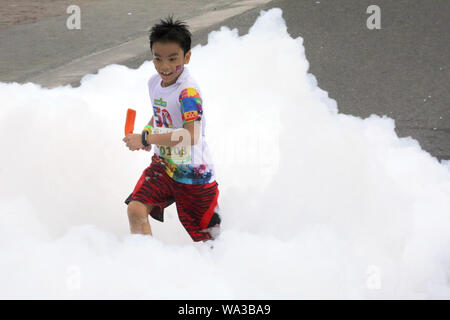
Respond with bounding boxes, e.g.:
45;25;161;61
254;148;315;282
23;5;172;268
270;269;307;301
152;41;191;87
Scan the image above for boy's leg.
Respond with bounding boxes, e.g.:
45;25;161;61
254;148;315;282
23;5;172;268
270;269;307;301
124;154;176;236
127;200;154;235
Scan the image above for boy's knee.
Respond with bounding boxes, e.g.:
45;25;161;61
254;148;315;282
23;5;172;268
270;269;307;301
127;201;151;222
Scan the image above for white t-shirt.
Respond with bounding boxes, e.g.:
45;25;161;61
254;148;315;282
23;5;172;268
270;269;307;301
147;66;216;185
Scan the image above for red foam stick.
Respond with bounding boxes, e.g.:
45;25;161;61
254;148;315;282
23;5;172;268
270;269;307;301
125;108;140;150
125;108;136;136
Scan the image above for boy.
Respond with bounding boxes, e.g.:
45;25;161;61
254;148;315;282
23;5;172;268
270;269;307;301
122;16;221;242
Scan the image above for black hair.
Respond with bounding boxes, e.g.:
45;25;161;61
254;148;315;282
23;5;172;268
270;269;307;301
149;15;191;55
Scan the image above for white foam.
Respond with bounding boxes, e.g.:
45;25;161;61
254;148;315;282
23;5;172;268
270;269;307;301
0;8;449;299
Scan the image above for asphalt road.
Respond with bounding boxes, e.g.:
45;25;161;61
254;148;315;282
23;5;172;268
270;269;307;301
188;0;449;161
0;0;448;160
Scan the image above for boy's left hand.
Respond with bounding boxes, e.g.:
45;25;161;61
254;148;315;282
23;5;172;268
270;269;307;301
123;134;143;151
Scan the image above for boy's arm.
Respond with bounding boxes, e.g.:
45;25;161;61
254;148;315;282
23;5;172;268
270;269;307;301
183;120;201;145
145;115;186;147
147;131;183;148
146;120;199;147
179;87;203;145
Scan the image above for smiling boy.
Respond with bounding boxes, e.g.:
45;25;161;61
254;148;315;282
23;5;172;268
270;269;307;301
122;16;221;242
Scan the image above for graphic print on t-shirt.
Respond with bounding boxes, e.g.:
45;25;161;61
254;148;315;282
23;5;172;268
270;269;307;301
153;97;174;128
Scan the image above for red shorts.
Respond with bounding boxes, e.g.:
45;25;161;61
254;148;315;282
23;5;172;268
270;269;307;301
124;153;220;242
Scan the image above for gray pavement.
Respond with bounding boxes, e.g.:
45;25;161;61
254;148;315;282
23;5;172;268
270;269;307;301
0;0;271;85
0;0;448;160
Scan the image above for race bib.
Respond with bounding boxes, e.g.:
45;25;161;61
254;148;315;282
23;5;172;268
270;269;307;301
153;127;192;164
